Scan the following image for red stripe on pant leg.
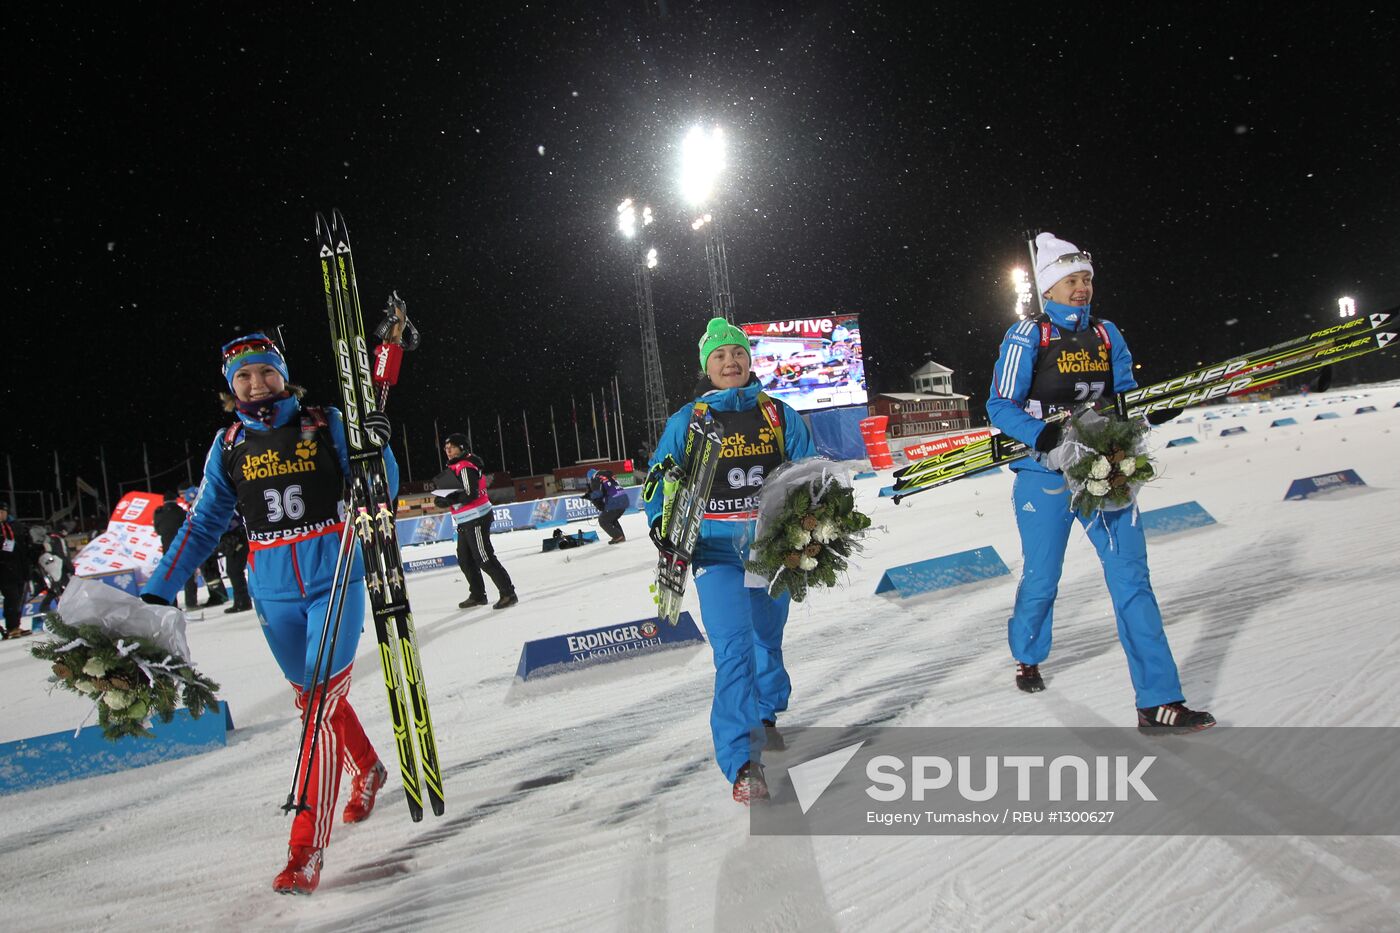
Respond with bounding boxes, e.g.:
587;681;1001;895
288;679;348;849
334;698;377;776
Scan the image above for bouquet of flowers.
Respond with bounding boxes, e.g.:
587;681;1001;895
1046;408;1157;518
745;458;873;602
31;577;221;740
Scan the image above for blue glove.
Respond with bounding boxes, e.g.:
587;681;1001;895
364;411;392;447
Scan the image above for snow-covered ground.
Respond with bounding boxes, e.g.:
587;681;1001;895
3;383;1400;932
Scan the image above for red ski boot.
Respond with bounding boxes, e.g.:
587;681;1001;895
732;761;770;806
342;760;388;824
272;845;323;895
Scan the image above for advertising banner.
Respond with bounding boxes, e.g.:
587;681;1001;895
903;429;992;462
740;314;866;412
70;492;165;581
397;487;646;548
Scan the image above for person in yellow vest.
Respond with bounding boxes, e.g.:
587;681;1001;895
645;318;816;804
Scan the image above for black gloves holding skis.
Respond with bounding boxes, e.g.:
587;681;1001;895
1145;407;1184;426
140;593;171;607
1033;422;1063;453
364;411;392;447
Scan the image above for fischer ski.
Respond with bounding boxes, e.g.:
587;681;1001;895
891;317;1399;503
894;308;1398;492
644;411;723;625
316;210;444;820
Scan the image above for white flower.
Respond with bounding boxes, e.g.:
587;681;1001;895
74;680;98;695
813;520;839;544
1086;479;1111;497
798;556;818;572
102;690;132;710
82;658;109;677
1089;457;1111;480
788;528;812;549
1119;458;1137;478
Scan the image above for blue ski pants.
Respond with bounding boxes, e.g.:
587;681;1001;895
256;584;367;689
1009;470;1183;709
693;559;792;783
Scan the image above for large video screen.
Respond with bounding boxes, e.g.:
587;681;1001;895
740;313;866;412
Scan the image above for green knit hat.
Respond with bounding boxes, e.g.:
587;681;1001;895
697;317;750;369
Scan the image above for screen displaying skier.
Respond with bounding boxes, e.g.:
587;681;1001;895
739;313;866;412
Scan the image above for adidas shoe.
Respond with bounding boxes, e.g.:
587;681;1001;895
342;760;388;824
1137;702;1216;732
1015;662;1045;693
272;845;323;895
732;761;770;806
761;718;786;752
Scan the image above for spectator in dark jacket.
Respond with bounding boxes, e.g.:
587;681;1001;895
153;490;229;609
586;469;629;544
432;434;517;610
0;503;34;638
36;527;75;615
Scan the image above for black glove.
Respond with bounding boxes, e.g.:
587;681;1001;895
140;593;171;607
364;411;392;447
1033;422;1063;453
1145;407;1184;426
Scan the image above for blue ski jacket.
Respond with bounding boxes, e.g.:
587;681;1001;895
986;301;1137;474
141;396;399;603
645;379;815;562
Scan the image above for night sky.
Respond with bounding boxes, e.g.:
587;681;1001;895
10;2;1399;508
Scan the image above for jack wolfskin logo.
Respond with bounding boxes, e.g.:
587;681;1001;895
295;439;317;460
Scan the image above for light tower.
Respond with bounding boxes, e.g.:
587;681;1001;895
1011;268;1033;319
1338;296;1356;318
617;198;669;449
681;126;736;322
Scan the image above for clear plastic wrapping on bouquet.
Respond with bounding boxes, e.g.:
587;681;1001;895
57;576;193;661
1044;408;1151;514
752;457;864;545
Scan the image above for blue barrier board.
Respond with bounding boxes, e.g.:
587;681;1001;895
1314;412;1340;421
1165;436;1198;448
0;701;234;796
1284;469;1367;500
1140;501;1217;538
852;471;877;481
1355;406;1377;414
874;547;1010;598
403;553;460;575
515;613;707;681
1219;427;1247;437
1270;417;1297;427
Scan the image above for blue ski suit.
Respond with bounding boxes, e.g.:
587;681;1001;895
141;395;399;688
987;302;1184;708
646;379;816;782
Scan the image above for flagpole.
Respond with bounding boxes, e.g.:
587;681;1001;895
76;477;86;532
184;439;194;486
522;410;535;477
601;386;612;461
100;446;111;512
572;396;582;462
401;424;414;484
143;443;153;492
6;454;16;513
550;405;561;469
434;419;443;469
497;413;507;473
614;374;627;463
468;417;474;453
590;392;600;460
53;450;63;516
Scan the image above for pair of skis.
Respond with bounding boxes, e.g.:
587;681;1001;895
891;309;1397;503
309;209;444;821
644;411;724;625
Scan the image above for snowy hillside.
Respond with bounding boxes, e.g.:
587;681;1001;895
3;383;1399;932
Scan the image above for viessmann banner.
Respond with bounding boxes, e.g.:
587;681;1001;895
740;314;866;413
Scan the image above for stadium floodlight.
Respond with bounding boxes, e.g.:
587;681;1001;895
646;247;658;269
1012;268;1033;319
1338;296;1356;318
616;198;637;239
680;126;726;206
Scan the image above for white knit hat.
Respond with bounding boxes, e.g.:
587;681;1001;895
1034;232;1094;296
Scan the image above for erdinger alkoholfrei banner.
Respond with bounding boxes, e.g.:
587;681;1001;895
71;491;166;580
740;314;866;413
